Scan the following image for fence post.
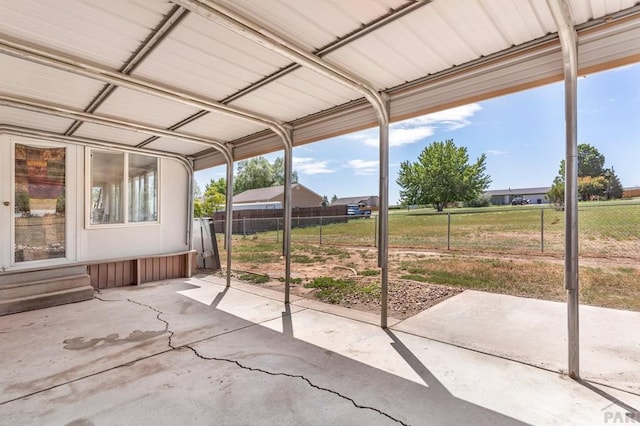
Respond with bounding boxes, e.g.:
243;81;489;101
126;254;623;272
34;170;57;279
447;212;451;250
541;208;544;253
242;217;246;236
374;215;378;248
319;216;323;245
276;217;280;243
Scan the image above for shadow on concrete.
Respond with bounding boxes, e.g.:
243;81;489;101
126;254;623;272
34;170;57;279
210;285;229;309
282;303;293;338
383;329;527;425
577;378;640;421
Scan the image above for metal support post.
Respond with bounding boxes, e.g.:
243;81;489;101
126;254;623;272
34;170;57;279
283;129;294;304
541;208;545;253
225;157;234;287
374;215;378;248
447;212;451;250
378;97;390;328
547;0;580;378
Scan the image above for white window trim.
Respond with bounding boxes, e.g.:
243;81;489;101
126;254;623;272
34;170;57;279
8;137;77;269
85;148;160;229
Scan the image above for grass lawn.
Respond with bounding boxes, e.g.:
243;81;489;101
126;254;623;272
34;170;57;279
212;200;639;313
243;200;639;258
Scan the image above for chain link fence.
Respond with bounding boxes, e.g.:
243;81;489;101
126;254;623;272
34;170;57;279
210;200;640;260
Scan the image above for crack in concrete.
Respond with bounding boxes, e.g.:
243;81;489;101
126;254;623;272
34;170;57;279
183;344;408;425
123;298;176;349
3;295;405;424
120;297;408;425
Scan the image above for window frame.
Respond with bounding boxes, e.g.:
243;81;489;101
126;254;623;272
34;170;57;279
85;148;160;229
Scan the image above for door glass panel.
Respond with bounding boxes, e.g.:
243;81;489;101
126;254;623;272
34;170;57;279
14;144;66;262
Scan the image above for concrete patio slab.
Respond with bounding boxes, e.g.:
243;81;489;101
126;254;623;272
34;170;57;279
1;276;638;425
393;290;640;395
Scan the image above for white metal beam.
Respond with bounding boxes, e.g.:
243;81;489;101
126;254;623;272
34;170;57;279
0;94;233;163
0;35;291;146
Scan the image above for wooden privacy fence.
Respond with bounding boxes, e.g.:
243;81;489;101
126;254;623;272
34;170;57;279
212;205;348;235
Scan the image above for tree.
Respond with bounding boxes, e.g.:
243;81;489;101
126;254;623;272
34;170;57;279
193;181;202;199
331;194;338;204
396;139;491;212
547;161;566;207
234;156;298;194
577;144;605;178
195;177;226;217
546;180;565;208
321;195;329;207
604;167;623;199
577;176;606;201
551;143;623;201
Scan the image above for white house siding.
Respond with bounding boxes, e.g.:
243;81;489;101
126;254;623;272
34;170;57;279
78;153;189;262
0;136;189;270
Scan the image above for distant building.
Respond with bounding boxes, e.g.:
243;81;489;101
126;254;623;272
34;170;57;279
232;184;323;210
484;187;551;205
622;187;640;199
332;195;379;208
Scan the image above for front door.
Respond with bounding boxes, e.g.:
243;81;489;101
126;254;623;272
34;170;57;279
1;139;69;270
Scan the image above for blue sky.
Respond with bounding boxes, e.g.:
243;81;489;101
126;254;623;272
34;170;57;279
196;64;640;204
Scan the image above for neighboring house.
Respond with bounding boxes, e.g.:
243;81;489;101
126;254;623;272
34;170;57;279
332;195;380;209
484;187;551;205
232;184;323;209
622;187;640;199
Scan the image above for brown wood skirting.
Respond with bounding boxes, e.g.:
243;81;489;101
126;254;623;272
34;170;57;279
88;252;191;289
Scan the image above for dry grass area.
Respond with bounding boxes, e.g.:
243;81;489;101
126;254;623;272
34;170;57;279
215;239;640;320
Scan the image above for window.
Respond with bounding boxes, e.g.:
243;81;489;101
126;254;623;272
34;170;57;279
89;150;158;225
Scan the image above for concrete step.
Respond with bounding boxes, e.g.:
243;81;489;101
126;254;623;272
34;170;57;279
0;274;91;300
0;265;88;286
0;285;94;316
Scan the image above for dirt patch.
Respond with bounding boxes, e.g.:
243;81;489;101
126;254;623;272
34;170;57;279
205;246;464;320
201;243;640;320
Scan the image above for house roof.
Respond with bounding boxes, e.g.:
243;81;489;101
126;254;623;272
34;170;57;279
333;196;377;206
2;1;639;170
485;187;551;197
232;183;321;203
233;185;287;203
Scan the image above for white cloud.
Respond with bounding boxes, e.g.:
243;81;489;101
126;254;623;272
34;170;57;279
347;159;379;175
292;157;334;175
356;103;482;148
486;149;507;156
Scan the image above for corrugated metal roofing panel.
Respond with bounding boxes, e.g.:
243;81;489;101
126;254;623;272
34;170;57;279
213;0;407;52
133;12;292;101
2;0;640;171
144;137;208;156
178;113;268;142
73;123;148;146
324;0;556;91
477;0;555;45
0;55;105;109
0;106;75;133
0;0;173;68
228;67;360;122
569;0;637;23
93;87;202;129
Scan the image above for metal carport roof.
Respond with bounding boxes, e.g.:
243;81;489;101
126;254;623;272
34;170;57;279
2;0;639;163
2;0;640;378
